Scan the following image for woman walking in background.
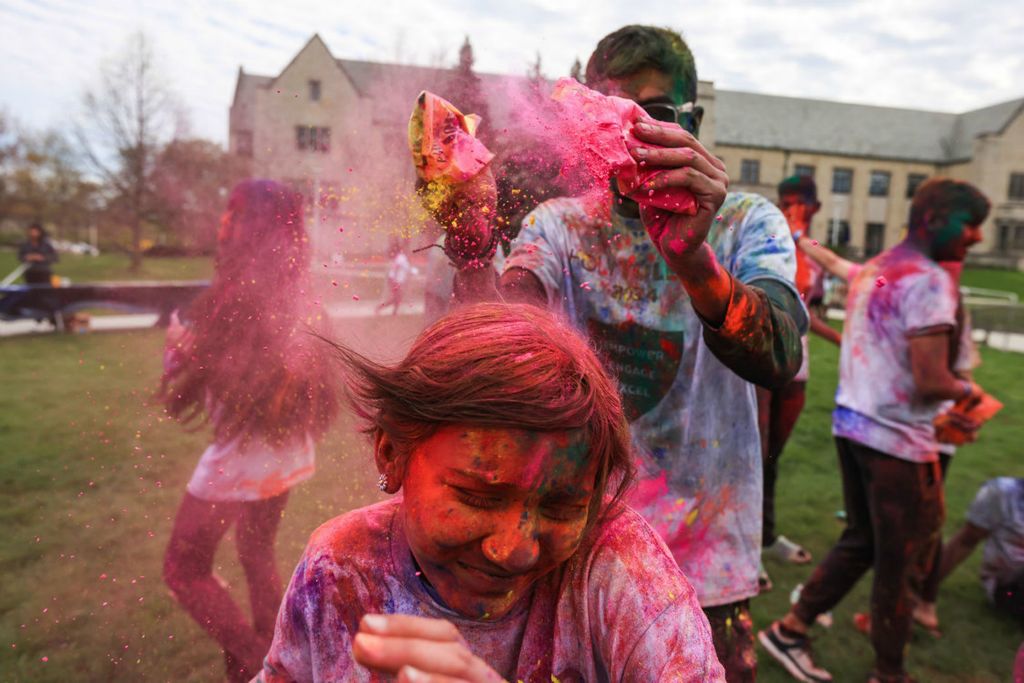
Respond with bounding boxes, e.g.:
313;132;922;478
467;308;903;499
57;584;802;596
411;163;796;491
160;180;338;682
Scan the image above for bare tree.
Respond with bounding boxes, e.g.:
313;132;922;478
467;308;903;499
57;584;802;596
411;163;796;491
76;31;177;271
0;109;18;226
150;138;247;253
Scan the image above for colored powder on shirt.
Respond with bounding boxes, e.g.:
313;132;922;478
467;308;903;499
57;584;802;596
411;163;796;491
258;499;724;682
501;192;795;605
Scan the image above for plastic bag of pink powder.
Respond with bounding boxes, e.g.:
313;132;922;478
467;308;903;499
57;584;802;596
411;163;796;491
409;91;495;184
548;78;698;216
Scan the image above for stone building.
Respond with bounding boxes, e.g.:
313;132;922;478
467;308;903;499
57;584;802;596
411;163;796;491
230;35;1024;262
229;34;521;257
713;91;1024;262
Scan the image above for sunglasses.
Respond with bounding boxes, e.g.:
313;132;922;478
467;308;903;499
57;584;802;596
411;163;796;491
640;100;702;134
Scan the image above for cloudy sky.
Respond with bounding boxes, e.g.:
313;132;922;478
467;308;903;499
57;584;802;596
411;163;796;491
2;0;1022;145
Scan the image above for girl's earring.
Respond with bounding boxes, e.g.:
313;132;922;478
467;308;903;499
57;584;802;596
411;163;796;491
378;473;388;492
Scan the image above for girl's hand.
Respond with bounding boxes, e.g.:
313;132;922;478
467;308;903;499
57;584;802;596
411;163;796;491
165;310;189;347
628;121;729;266
352;614;505;682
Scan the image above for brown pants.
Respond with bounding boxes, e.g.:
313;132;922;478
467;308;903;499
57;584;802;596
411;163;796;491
794;438;944;676
703;600;756;682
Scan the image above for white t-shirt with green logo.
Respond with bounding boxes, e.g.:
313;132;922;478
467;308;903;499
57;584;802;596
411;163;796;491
504;192;797;606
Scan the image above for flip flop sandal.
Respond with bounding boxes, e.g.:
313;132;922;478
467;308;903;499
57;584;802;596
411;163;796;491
766;535;813;564
913;615;942;639
758;562;773;593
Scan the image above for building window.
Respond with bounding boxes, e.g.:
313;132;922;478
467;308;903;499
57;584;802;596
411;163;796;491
832;168;853;194
998;222;1024;252
906;173;927;199
740;159;760;184
309;80;321;101
296;125;330;152
998;223;1010;252
794;164;815;178
1009;173;1024;200
869;171;891;197
827;219;850;247
865;223;886;256
1005;223;1024;252
235;130;253;158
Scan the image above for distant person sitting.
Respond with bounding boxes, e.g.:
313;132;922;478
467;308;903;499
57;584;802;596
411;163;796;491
939;477;1024;621
18;222;58;285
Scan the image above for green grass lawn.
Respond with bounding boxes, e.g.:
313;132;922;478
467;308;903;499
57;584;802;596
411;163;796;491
0;322;1021;681
0;251;213;283
753;334;1023;683
961;267;1024;301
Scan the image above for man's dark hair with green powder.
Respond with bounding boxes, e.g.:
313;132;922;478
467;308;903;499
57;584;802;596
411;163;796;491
584;25;697;106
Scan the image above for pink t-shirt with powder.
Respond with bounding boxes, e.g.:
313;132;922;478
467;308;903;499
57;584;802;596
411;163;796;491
257;499;724;682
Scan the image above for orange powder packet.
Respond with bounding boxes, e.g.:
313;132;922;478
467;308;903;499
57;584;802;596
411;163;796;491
408;91;494;184
934;390;1004;445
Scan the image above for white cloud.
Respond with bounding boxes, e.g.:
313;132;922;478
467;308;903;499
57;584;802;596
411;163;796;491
0;0;1021;143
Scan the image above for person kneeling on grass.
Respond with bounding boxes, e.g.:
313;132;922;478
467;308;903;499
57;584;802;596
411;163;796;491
255;303;725;682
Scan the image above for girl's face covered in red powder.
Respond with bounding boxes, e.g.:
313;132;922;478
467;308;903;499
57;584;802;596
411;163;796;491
398;425;596;620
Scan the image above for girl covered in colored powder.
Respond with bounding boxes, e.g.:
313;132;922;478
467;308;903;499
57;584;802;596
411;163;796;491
257;303;724;682
161;180;339;682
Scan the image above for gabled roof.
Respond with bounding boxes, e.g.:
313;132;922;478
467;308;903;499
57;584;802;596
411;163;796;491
231;68;272;109
269;34;346;89
715;89;1024;164
947;98;1024;160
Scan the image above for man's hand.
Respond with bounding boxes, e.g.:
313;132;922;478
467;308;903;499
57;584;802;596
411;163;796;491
628;121;729;266
935;408;981;444
417;168;498;267
352;614;505;683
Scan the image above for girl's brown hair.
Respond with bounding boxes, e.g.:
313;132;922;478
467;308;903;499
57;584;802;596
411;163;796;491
161;179;338;446
332;302;635;525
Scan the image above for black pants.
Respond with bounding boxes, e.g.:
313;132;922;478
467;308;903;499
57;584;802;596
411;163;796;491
757;381;807;546
794;437;944;676
703;600;756;682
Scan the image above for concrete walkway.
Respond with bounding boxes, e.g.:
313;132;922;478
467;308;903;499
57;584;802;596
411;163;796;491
1;300;425;337
4;300;1023;353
